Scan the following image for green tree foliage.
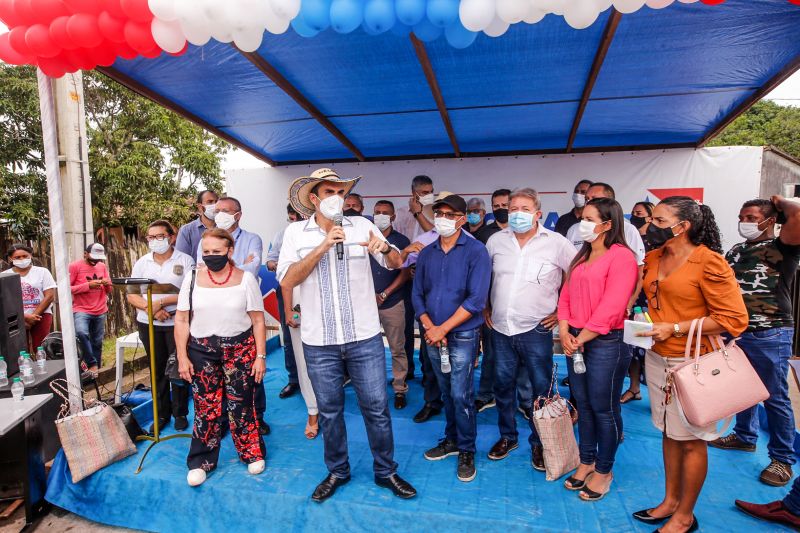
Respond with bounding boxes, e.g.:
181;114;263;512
708;100;800;160
0;65;228;240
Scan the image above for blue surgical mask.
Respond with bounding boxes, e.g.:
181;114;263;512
467;213;481;226
509;211;534;234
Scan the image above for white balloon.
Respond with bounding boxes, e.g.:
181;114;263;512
233;28;264;52
562;0;599;29
459;0;496;32
594;0;613;12
173;0;197;20
677;0;699;3
179;18;212;46
496;0;527;24
646;0;674;8
270;0;302;20
266;15;291;34
148;0;178;22
534;0;564;15
483;15;509;37
151;18;186;53
523;5;546;24
258;0;291;35
612;0;646;13
228;0;264;32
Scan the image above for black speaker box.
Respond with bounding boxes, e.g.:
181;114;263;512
0;272;27;377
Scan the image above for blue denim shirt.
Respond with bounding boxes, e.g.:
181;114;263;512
412;229;491;332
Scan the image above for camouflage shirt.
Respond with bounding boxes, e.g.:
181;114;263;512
726;238;800;331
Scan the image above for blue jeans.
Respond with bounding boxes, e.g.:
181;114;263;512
567;329;631;475
733;327;796;465
429;328;480;453
476;325;534;408
494;325;554;447
74;312;106;368
303;334;397;478
784;475;800;515
276;288;299;385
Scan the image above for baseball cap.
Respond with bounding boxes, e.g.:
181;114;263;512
86;243;107;260
433;193;467;214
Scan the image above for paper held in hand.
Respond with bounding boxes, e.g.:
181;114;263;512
624;320;653;350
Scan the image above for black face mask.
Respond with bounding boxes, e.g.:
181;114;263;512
203;254;229;272
343;209;360;217
630;215;647;229
493;208;509;224
646;222;678;249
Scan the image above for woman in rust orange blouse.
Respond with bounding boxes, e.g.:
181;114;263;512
635;196;747;533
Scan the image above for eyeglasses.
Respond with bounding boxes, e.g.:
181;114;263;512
145;234;170;242
433;210;463;220
649;280;660;310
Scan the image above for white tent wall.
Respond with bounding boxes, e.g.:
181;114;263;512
227;146;764;255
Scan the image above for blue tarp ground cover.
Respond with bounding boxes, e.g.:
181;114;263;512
106;0;800;164
46;350;793;532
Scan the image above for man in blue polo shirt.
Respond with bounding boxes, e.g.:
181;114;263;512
413;194;491;483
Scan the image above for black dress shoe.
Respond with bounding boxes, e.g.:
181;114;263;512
488;438;518;460
375;473;417;499
394;393;407;410
174;415;189;431
279;382;300;399
413;404;441;423
148;418;170;435
311;473;351;502
633;508;673;524
258;418;271;436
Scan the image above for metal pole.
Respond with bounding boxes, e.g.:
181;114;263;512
37;70;82;414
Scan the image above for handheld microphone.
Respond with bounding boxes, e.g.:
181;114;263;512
333;213;344;260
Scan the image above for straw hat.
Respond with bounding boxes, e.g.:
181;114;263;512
288;168;362;218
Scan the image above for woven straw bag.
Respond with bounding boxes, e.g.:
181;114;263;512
532;365;580;481
50;379;137;483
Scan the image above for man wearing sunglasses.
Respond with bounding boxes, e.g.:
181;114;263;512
412;194;491;483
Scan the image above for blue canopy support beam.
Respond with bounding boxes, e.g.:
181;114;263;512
237;48;366;162
410;34;461;158
566;9;622;153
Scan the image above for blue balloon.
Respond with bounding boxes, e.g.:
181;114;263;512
361;20;383;36
301;0;332;32
291;15;320;38
395;0;426;27
390;22;411;37
330;0;363;34
444;21;477;49
364;0;395;34
427;0;459;29
412;18;443;43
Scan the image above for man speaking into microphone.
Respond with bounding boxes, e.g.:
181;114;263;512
278;168;417;502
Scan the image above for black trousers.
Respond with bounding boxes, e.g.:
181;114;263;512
403;296;416;377
137;323;189;421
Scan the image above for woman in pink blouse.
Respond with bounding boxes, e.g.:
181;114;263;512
557;197;638;501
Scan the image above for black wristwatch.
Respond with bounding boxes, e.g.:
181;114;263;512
380;243;392;255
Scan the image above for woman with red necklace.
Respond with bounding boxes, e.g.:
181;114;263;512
174;228;268;487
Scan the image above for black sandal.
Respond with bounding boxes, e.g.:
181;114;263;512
620;389;642;404
564;471;594;491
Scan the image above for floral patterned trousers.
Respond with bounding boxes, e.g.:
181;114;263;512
186;329;265;471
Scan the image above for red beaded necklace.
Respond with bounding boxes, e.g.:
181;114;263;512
207;264;233;285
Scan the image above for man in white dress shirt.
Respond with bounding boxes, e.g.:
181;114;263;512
278;168;417;503
393;175;436;241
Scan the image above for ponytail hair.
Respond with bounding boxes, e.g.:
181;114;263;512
659;196;722;254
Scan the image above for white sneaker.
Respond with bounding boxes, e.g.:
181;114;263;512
187;469;207;486
247;460;265;475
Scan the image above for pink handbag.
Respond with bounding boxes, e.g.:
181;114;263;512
668;318;769;440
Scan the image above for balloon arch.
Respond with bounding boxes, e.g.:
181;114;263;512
2;0;796;78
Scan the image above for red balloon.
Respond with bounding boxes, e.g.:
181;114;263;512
168;41;188;57
0;0;24;27
37;55;67;77
123;19;154;53
29;0;69;22
62;46;94;69
8;25;32;55
62;0;103;14
49;16;77;50
12;0;36;25
120;0;151;22
789;0;800;4
25;23;59;57
0;32;33;64
140;45;160;58
112;39;136;59
700;0;725;4
66;13;103;48
97;11;126;43
87;40;117;65
103;0;126;18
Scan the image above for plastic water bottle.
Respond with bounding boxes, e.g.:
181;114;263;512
633;306;647;323
440;342;451;374
18;351;26;368
35;346;47;374
572;348;586;374
11;377;24;401
20;355;35;384
0;356;7;387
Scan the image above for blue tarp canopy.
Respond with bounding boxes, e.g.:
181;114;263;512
101;0;800;166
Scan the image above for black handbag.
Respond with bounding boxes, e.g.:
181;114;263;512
110;402;146;441
165;269;195;383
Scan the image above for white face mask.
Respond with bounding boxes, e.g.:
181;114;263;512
572;193;586;208
148;238;171;255
578;219;603;243
12;258;31;269
203;204;217;219
215;211;238;230
738;221;765;241
374;214;392;231
434;216;459;237
418;193;435;206
317;194;344;220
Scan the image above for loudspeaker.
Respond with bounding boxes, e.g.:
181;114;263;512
0;272;26;377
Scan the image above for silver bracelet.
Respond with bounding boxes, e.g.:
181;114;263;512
256;354;266;360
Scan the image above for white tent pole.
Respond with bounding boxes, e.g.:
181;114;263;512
37;69;82;414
